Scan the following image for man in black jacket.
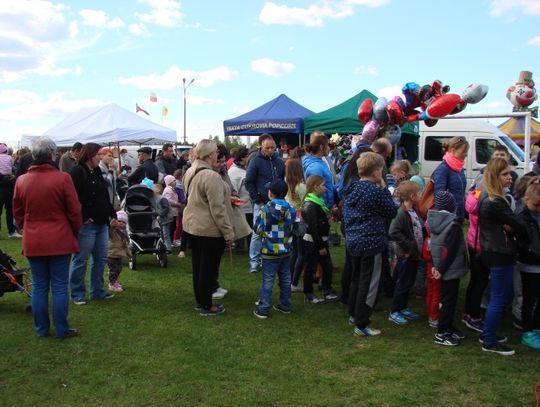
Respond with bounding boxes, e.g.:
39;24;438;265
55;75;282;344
128;147;159;185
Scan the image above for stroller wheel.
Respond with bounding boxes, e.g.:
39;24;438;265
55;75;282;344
158;252;168;268
129;255;137;270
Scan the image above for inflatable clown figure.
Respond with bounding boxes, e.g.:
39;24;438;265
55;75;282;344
507;70;537;111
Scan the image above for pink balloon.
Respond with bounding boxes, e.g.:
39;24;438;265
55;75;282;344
425;94;463;119
358;98;373;124
362;119;380;144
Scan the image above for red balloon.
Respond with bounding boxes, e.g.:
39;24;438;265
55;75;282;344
451;101;467;115
386;100;405;126
358;99;373;124
404;111;421;122
425;94;463;119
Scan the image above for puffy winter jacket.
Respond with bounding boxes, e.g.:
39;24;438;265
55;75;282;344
245;151;285;205
432;161;466;221
302;154;336;208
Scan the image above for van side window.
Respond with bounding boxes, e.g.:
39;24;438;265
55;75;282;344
475;139;500;164
425;136;452;161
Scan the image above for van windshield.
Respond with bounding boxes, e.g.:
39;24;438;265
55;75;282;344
499;135;524;163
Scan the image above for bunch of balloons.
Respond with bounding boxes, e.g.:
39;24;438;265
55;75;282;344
358;80;489;144
506;70;537;111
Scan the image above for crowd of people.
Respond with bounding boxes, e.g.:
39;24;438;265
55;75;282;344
5;133;540;357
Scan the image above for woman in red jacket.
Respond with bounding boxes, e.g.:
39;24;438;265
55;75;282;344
13;137;82;339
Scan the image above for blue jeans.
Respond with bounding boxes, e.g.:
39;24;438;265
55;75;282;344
483;264;514;346
162;222;172;250
256;256;292;315
249;203;263;271
70;223;109;300
28;255;71;337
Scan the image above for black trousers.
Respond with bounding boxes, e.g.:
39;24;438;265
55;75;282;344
340;246;353;304
188;233;225;309
303;241;333;295
438;278;460;334
391;258;418;313
521;271;540;332
349;253;382;329
464;247;490;318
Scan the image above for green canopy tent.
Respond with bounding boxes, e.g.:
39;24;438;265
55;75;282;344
303;89;420;161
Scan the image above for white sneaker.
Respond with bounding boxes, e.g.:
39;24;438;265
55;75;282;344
172;240;182;247
212;290;225;300
291;284;303;292
177;251;186;258
8;231;22;238
217;287;228;296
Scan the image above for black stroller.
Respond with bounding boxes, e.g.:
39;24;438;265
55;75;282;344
123;185;168;269
0;249;32;312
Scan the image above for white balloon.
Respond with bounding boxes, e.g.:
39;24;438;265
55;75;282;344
462;84;488;104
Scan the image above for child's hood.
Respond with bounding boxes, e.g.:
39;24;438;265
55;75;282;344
267;198;294;221
427;209;456;235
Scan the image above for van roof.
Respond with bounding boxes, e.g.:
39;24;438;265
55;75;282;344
419;118;500;133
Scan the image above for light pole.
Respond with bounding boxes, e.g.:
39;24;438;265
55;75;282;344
182;77;195;144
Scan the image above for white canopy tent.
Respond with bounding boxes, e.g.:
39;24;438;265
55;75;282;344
22;103;177;147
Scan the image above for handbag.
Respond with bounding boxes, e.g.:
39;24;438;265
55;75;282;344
417;178;434;219
231;206;252;240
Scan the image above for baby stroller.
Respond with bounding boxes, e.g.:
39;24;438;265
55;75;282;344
123;185;168;269
0;249;32;312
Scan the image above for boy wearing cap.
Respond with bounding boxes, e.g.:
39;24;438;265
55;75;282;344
428;191;469;346
253;179;297;319
107;210;131;292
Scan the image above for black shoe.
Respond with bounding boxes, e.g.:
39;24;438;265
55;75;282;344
478;335;507;344
481;343;515;356
449;327;466;340
434;332;460;347
273;304;291;314
58;328;78;339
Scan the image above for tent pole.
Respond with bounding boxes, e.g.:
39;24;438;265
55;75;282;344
525;112;532;172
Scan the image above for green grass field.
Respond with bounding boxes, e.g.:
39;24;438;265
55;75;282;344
1;226;539;406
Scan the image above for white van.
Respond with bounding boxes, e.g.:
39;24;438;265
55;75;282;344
419;118;526;186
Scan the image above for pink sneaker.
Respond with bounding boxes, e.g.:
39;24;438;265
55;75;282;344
108;282;123;292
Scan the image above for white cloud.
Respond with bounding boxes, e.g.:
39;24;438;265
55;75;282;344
135;0;183;27
377;85;402;99
128;23;149;36
527;35;540;45
489;0;540;17
118;65;239;90
0;91;106;122
344;0;390;6
259;2;352;27
251;58;295;77
487;101;505;109
353;65;379;76
259;0;389;27
80;9;125;29
0;1;82;82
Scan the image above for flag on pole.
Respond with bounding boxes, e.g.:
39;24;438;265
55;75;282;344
149;92;157;103
162;105;168;116
136;103;149;116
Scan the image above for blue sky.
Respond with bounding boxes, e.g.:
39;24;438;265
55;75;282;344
1;0;539;146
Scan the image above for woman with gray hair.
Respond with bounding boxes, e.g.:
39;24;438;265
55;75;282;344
183;139;234;315
13;137;82;339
